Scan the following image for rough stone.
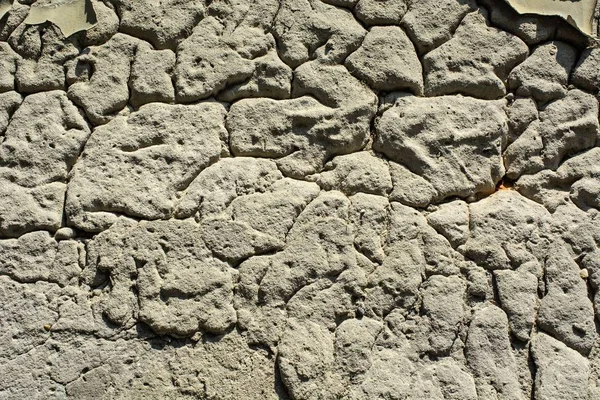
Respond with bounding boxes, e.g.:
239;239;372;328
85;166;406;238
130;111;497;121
112;0;205;50
0;90;90;237
312;151;392;196
175;17;278;102
572;47;600;93
85;219;237;336
66;102;226;231
0;231;81;285
479;0;556;45
354;0;407;25
79;0;119;47
508;41;577;103
229;61;376;178
465;305;524;399
375;94;508;202
345;26;423;94
14;24;78;93
516;147;600;211
272;0;366;68
401;0;477;54
494;269;538;341
463;190;549;271
423;10;529;99
67;33;138;125
420;275;466;355
532;332;589;400
426;200;470;247
0;42;19;92
538;244;596;355
504;89;599;179
0;1;599;397
506;96;538;143
130;43;176;107
0;90;21;135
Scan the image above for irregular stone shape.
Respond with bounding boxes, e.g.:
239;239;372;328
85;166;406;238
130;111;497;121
67;33;138;125
217;49;292;102
345;26;423;94
175;157;283;218
354;0;408;25
349;193;389;264
516;148;600;211
85;219;237;336
201;178;319;263
508;41;577;103
278;318;341;399
0;231;81;285
463;190;549;270
423;10;529;99
0;91;90;237
504;89;599;179
0;181;65;237
313;152;392;196
273;0;366;68
15;24;78;93
260;191;356;304
175;17;278;102
230;62;376;178
236;192;356;346
112;0;204;50
426;200;470;247
228;96;334;176
130;43;175;107
400;0;476;54
494;269;538;341
334;317;381;379
538;244;596;355
572;47;600;93
226;178;320;243
0;42;19;92
506;96;538;143
201;217;284;263
206;0;280;31
385;201;463;277
420;275;466;355
66;102;225;232
0;276;58;359
479;0;556;45
365;240;425;317
388;161;438;208
356;328;479;399
286;275;357;332
423;360;479;400
465;305;524;399
532;332;589;400
353;347;418;399
292;59;377;111
375;94;507;202
168;330;281;400
0;90;21;136
0;2;29;42
80;0;119;46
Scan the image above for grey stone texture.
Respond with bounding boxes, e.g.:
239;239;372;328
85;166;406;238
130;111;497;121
1;0;599;399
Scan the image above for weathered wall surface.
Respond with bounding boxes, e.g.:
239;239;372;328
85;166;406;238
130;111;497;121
1;0;600;399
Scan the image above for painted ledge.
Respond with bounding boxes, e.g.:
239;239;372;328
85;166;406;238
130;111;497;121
505;0;598;37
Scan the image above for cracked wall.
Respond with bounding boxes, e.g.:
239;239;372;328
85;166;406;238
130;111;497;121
1;0;600;399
